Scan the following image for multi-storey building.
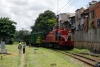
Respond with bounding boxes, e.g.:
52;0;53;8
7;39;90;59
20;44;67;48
58;13;75;29
75;7;85;31
89;0;98;28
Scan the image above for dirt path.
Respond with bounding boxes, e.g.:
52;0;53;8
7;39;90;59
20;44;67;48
21;54;25;67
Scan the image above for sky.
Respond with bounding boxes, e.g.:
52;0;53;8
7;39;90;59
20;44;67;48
0;0;97;31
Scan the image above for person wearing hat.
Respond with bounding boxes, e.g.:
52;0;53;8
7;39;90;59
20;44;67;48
18;42;22;54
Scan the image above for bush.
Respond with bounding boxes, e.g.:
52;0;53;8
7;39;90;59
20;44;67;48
8;38;14;44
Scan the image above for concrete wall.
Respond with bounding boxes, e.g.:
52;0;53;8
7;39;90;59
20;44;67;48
73;28;100;53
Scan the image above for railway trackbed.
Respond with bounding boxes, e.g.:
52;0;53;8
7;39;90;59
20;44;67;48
55;50;100;67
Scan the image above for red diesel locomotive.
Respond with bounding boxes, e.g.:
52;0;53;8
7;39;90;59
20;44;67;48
42;26;74;49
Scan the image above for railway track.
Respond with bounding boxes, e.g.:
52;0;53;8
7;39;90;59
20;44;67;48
54;50;100;67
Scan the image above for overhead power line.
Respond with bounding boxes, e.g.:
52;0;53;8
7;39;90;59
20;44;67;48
60;0;76;13
64;0;78;12
58;0;72;13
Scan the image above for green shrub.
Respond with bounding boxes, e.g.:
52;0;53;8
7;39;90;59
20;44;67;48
8;38;14;44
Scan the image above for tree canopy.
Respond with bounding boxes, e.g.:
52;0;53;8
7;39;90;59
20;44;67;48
15;29;30;41
0;17;17;38
31;10;57;33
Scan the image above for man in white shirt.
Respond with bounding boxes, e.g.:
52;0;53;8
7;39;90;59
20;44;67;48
18;43;22;54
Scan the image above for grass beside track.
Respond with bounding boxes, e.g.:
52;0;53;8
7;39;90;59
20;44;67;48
25;47;90;67
0;42;90;67
67;48;90;54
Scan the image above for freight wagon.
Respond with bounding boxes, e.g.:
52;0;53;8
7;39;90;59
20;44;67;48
29;32;43;46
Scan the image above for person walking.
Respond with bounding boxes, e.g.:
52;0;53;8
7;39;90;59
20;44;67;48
18;43;22;54
68;31;71;41
23;43;26;54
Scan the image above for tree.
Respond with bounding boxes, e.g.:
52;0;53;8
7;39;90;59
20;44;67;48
15;29;30;41
31;10;56;33
0;17;17;42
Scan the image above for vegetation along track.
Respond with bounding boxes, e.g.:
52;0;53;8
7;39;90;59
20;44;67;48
53;50;100;67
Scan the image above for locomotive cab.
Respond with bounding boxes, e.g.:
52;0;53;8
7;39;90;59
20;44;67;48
57;15;74;48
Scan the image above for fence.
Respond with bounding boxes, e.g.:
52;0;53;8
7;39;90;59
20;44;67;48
73;28;100;53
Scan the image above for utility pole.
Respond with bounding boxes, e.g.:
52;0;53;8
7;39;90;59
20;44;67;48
57;0;59;15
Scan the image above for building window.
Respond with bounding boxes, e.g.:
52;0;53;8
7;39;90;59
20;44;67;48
91;10;94;19
97;19;100;26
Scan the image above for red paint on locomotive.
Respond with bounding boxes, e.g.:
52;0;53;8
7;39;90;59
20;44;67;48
42;28;74;49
